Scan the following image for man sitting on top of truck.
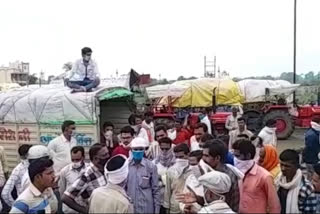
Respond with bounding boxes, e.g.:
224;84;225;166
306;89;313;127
65;47;100;93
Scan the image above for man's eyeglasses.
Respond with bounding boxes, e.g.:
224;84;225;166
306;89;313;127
86;53;92;56
160;147;170;151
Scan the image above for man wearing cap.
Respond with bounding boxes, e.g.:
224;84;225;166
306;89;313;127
197;170;234;213
89;155;133;213
19;145;58;213
127;137;161;214
176;170;234;214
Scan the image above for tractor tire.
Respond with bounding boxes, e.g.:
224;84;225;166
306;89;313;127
263;110;295;140
243;110;262;134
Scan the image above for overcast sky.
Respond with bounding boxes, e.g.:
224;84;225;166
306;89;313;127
0;0;319;80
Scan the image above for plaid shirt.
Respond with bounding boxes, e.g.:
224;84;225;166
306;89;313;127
64;163;106;207
2;160;29;206
298;176;317;213
218;164;240;212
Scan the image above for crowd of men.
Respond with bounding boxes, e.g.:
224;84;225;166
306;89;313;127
0;107;320;213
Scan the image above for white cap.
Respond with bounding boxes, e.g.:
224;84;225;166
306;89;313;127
198;170;231;195
27;145;50;160
130;137;148;148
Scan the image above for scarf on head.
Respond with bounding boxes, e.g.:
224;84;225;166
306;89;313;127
262;145;279;172
155;148;175;168
278;169;302;214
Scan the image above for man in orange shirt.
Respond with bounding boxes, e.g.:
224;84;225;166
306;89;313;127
232;139;281;214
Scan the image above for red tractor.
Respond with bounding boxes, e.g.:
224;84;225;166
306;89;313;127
152;91;320;140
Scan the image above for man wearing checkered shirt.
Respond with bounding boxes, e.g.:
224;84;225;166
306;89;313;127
62;143;110;213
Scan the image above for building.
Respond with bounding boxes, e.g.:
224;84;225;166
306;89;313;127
0;61;30;85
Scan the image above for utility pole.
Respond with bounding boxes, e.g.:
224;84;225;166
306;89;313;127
204;55;216;78
293;0;297;102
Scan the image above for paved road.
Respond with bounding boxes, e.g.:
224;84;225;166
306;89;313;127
277;128;305;154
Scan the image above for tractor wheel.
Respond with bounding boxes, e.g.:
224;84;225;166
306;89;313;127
263;110;295;140
243;110;262;134
155;118;175;129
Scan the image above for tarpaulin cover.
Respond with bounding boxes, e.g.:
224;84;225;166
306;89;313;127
237;79;300;103
148;78;244;107
0;85;132;124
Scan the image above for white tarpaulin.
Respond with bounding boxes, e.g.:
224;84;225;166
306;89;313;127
0;84;132;124
238;79;300;103
146;83;189;99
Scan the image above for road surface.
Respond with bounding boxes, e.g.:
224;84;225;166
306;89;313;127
277;128;305;154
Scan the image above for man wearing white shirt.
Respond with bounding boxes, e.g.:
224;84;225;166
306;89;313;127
225;107;241;132
47;120;77;175
65;47;100;93
199;108;212;135
258;119;277;147
2;144;32;207
190;123;208;151
59;146;88;214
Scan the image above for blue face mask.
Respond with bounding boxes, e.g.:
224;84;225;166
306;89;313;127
132;150;144;161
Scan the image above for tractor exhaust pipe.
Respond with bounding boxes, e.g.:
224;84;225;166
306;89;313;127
212;87;217;114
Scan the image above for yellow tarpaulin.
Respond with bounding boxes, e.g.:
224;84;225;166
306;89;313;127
163;78;244;107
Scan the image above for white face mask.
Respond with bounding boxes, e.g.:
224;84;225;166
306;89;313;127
72;161;83;169
175;158;189;168
104;130;113;139
234;157;254;174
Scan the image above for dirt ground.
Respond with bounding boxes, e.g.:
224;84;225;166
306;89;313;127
277;128;306;154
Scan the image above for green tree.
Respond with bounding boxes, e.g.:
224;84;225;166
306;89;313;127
28;73;38;84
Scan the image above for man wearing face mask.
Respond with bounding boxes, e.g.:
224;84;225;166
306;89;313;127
62;143;109;214
100;121;119;154
59;146;88;214
65;47;100;93
178;150;204;213
127;137;161;214
232;139;280;213
147;125;170;160
89;155;134;213
2;144;32;208
164;143;193;214
153;137;176;214
200;140;240;212
196;170;234;213
47;120;77;176
112;126;135;158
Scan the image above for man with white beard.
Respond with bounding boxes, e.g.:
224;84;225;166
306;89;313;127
258;119;277;147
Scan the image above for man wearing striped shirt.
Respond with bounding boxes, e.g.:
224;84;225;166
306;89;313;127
10;158;57;214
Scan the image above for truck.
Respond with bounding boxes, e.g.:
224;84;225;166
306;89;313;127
0;84;135;170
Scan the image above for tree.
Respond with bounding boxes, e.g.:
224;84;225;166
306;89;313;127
63;62;73;72
47;75;55;84
28;73;38;84
177;76;186;81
